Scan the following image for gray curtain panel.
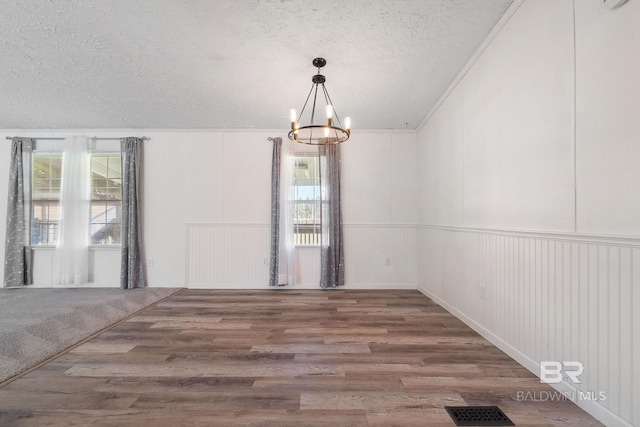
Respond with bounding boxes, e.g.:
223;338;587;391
120;137;145;289
319;144;344;288
3;137;33;287
269;137;282;286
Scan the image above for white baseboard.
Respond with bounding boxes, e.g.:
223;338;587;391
342;282;417;290
145;283;187;289
187;283;266;289
187;282;417;290
417;285;633;427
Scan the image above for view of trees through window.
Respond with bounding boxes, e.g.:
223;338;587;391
30;152;122;246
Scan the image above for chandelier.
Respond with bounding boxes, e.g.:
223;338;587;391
288;57;351;145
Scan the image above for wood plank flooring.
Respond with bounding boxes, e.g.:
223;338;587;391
0;290;603;426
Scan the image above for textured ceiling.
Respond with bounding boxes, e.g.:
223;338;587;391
0;0;512;130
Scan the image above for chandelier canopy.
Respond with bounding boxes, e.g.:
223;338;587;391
288;57;351;145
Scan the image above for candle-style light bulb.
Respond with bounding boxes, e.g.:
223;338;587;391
345;117;351;132
324;126;329;143
326;105;333;126
290;109;297;129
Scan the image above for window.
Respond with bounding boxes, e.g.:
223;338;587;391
31;153;62;245
90;154;122;244
292;154;321;245
30;150;122;246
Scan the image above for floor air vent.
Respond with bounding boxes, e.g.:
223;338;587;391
445;406;515;426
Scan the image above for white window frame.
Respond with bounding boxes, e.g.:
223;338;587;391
31;151;62;246
29;140;123;248
89;152;122;246
291;153;322;246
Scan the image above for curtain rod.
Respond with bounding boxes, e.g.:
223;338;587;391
5;136;149;141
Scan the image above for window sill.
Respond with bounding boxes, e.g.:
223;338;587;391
90;245;121;251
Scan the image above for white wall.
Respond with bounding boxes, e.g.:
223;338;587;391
0;129;418;289
574;0;640;235
420;0;576;232
180;130;418;289
416;1;640;426
140;130;275;287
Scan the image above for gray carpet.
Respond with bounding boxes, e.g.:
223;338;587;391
0;287;180;383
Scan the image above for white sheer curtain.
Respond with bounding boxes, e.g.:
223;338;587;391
52;137;91;285
269;137;296;286
279;140;296;285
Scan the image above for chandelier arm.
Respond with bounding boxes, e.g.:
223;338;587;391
322;85;342;128
310;83;319;126
320;84;344;142
297;84;316;123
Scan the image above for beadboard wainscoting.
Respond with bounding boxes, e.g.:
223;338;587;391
417;225;640;427
185;223;417;289
185;224;271;288
343;224;417;288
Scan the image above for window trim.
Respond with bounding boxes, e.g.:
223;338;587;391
90;153;122;246
31;151;62;246
29;148;123;247
291;152;322;247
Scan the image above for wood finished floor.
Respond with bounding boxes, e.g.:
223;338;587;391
0;289;602;426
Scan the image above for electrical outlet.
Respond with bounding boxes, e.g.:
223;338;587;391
385;257;391;266
147;257;154;267
263;257;267;266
